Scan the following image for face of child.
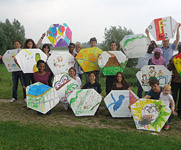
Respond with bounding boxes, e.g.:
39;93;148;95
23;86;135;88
14;41;21;49
163;88;170;95
89;73;96;83
38;63;45;72
154;52;160;59
69;69;76;78
151;84;160;93
90;41;97;47
110;43;117;51
43;46;49;54
27;41;33;49
117;74;122;82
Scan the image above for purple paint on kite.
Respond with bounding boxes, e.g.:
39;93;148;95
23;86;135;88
55;39;68;47
53;24;59;27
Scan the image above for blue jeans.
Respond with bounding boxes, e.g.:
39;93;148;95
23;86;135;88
12;71;26;99
137;80;143;98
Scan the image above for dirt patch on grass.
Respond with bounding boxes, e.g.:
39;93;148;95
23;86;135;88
0;99;181;138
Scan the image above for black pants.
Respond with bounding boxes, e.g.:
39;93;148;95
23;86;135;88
23;73;34;87
171;81;181;116
106;75;116;95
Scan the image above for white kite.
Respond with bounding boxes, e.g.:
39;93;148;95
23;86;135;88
120;34;150;58
67;89;102;116
47;51;75;75
148;16;179;41
104;90;138;117
2;49;21;72
98;51;128;75
53;73;80;110
15;49;47;73
26;82;59;114
136;65;171;91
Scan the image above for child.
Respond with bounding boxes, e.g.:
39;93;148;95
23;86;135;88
82;72;101;115
159;84;175;130
82;72;101;94
33;60;52;86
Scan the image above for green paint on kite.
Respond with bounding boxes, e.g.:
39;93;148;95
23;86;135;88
150;102;171;131
70;89;83;106
123;36;147;48
101;61;127;76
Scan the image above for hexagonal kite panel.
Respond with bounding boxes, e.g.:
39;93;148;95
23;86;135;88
47;51;75;75
46;23;72;47
120;34;150;58
26;82;59;114
148;16;179;41
76;47;103;72
173;53;181;78
131;99;171;132
67;89;102;116
136;65;171;91
2;49;21;72
104;90;138;118
15;49;47;73
53;73;80;110
98;51;128;75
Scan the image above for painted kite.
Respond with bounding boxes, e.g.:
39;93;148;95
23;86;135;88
76;47;103;72
148;16;179;41
98;51;128;75
46;23;72;47
131;99;171;132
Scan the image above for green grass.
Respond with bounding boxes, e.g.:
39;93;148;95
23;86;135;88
0;121;181;150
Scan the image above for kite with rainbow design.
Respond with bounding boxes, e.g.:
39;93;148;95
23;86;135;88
120;34;150;58
26;82;59;114
173;53;181;78
76;47;103;72
46;23;72;47
131;99;171;132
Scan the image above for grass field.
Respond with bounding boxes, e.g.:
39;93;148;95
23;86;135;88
0;63;181;149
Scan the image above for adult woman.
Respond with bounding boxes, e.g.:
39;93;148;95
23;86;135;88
112;72;130;90
148;48;166;66
68;67;82;87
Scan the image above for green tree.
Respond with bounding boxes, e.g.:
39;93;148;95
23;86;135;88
101;26;134;51
0;19;25;55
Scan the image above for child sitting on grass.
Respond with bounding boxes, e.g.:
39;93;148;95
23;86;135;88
159;84;175;130
82;72;101;115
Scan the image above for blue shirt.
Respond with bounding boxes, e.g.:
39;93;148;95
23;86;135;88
146;87;162;100
161;43;176;67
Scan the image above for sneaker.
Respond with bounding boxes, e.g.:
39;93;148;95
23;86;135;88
9;98;17;103
164;124;170;130
24;98;27;103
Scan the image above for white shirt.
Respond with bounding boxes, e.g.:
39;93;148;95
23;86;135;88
159;92;173;107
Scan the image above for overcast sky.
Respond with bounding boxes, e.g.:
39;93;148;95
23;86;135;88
0;0;180;44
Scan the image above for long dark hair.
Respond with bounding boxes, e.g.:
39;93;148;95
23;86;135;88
23;39;36;48
115;72;129;86
42;44;50;53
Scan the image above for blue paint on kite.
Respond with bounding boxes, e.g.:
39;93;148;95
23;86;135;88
28;83;51;96
107;93;125;112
